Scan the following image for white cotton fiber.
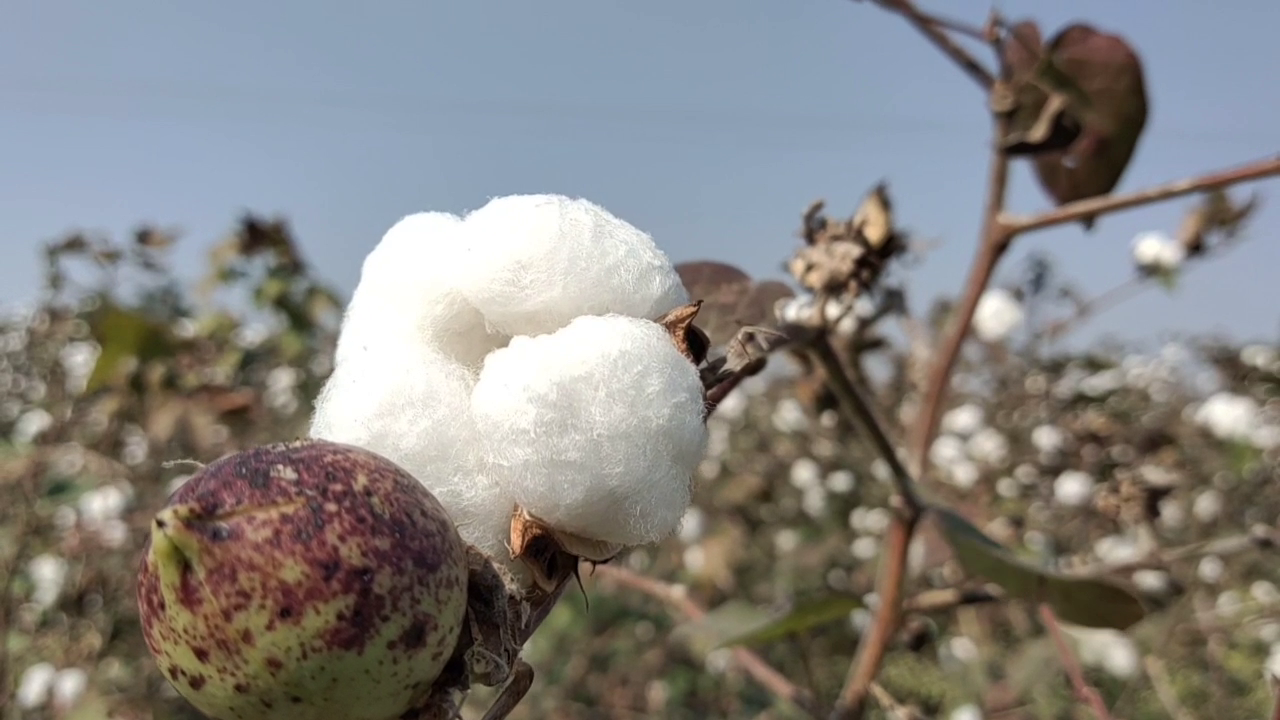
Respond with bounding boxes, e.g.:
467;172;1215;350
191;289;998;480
336;211;508;370
455;194;689;337
310;341;513;559
471;314;708;546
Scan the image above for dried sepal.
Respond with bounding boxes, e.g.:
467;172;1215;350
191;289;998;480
657;301;709;366
509;506;622;596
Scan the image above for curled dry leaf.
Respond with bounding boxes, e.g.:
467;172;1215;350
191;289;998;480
1177;189;1260;256
1001;21;1149;229
787;183;903;296
674;261;792;348
929;506;1147;630
672;263;796;413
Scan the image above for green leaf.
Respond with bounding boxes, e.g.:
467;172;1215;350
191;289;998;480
671;600;771;658
84;302;173;393
931;507;1147;630
718;594;863;648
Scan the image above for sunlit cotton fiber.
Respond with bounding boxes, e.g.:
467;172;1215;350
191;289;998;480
471;314;708;546
455;194;688;337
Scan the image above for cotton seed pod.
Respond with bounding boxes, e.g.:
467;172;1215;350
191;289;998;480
338;211;508;369
455;194;689;337
136;440;468;720
472;314;708;547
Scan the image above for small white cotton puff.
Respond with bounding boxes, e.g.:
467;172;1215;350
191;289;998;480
335;211;506;370
456;194;688;337
16;662;56;710
973;288;1024;344
1194;391;1260;444
472;314;708;546
311;343;512;558
1131;231;1185;273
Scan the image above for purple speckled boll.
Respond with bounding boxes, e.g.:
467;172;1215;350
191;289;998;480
137;439;468;720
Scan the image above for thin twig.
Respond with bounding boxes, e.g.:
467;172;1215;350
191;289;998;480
828;5;1010;717
1040;225;1257;341
809;336;919;512
866;682;925;720
1076;526;1277;575
831;516;914;720
1143;655;1195;720
1038;604;1113;720
906;118;1012;479
590;564;821;718
1002;155;1280;234
0;460;42;706
863;0;995;89
902;585;1003;614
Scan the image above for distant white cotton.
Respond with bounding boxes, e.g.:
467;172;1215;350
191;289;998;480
336;211;507;370
471;314;708;546
1194;391;1261;444
967;428;1009;467
456;194;688;337
941;403;985;437
16;662;56;710
1031;424;1068;454
1131;231;1185;273
1053;470;1096;507
972;288;1025;344
310;343;512;558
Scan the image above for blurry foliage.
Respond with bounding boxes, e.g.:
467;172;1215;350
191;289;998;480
0;218;339;720
0;199;1277;720
1;214;1278;719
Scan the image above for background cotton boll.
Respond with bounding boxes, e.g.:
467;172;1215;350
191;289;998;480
337;211;506;369
456;194;688;336
972;288;1024;343
472;314;708;546
310;345;513;557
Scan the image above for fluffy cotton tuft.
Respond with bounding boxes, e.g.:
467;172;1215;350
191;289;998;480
1131;230;1185;273
472;314;708;546
336;211;507;370
310;342;512;558
973;288;1025;344
455;194;688;336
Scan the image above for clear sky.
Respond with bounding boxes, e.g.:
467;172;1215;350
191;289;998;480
2;0;1277;348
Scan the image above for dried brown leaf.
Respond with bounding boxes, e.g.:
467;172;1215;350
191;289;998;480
1002;21;1149;228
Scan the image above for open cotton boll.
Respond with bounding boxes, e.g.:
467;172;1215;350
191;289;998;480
310;343;513;558
456;194;688;336
336;211;507;370
472;314;708;546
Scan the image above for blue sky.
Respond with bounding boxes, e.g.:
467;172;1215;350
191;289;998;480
2;0;1277;347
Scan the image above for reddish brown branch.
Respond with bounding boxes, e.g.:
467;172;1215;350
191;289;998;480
831;516;914;719
864;0;996;89
590;564;821;717
1004;155;1280;234
1039;604;1114;720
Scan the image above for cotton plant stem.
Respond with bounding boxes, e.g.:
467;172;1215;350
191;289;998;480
1003;154;1280;234
1039;604;1114;720
863;0;995;90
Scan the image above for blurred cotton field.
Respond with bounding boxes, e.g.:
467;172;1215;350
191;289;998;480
1;207;1279;720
